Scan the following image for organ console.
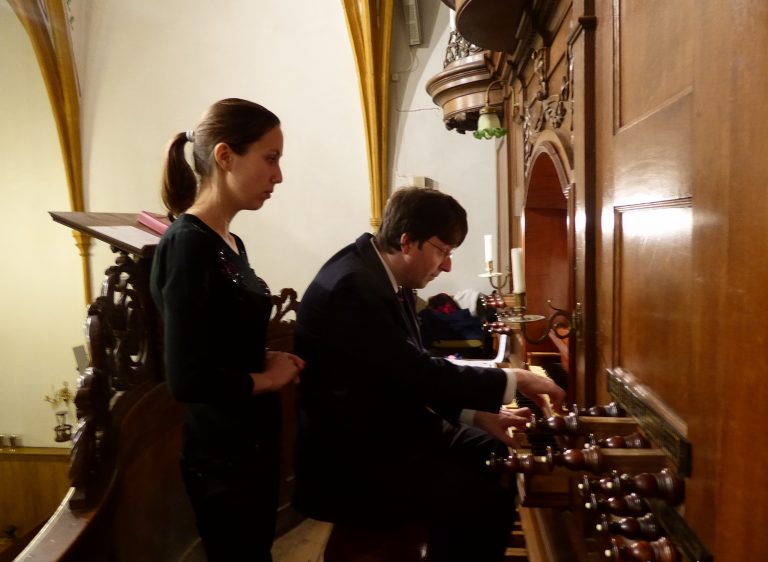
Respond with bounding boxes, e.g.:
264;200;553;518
592;470;685;506
547;445;604;474
604;536;681;562
595;513;663;541
584;492;650;517
525;411;582;436
487;450;550;476
525;409;645;438
587;432;651;449
486;280;696;562
489;384;705;562
579;402;625;417
577;470;684;506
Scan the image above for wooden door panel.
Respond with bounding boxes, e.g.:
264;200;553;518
599;1;768;557
613;0;694;130
601;1;695;412
613;201;692;416
523;208;569;346
613;92;693;203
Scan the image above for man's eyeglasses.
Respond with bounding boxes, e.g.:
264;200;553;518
425;239;454;260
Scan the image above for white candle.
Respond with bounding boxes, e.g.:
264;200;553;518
449;9;456;31
484;234;493;263
511;248;525;293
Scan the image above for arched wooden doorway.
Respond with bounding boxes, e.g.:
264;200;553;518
520;140;574;398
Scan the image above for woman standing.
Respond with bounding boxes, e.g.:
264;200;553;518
150;98;304;561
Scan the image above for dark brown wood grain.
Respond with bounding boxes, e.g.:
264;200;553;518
462;0;768;558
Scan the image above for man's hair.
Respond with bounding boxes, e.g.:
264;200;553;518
376;187;468;252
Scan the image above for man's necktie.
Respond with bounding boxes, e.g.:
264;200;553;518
398;287;423;350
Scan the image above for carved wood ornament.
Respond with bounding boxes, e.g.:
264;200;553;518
522;47;573;175
429;2;574;181
267;288;300;352
69;248;158;508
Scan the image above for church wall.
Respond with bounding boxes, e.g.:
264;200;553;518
71;0;371;297
0;4;83;448
390;1;497;298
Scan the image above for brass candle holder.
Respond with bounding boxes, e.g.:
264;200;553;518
501;292;546;324
480;261;577;344
478;260;510;292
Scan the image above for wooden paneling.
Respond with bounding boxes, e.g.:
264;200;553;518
567;7;597;410
595;1;694;405
0;448;69;549
490;0;768;558
613;0;694;130
523;207;568;346
525;153;567;211
685;1;768;556
613;92;693;204
17;383;199;562
600;0;696;421
612;200;692;415
597;0;768;558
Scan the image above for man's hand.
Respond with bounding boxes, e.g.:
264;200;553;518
473;407;533;447
512;368;566;416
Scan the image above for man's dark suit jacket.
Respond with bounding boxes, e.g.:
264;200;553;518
293;233;508;523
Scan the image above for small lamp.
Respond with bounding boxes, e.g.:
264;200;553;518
473;79;510;140
474;106;506;139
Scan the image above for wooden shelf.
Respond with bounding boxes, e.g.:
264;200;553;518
0;446;69;458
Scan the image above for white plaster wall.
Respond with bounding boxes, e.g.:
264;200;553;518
0;4;82;447
390;1;497;302
71;0;371;295
73;0;496;301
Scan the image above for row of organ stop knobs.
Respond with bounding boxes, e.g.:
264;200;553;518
487;403;685;562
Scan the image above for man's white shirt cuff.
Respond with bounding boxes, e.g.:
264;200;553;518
501;368;517;404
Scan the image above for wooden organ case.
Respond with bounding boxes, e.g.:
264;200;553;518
430;0;768;560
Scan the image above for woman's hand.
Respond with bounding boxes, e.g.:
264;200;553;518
251;351;304;394
267;350;305;371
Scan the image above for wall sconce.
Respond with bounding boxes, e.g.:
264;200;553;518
479;249;578;344
490;292;577;345
473;78;519;140
474;107;506;139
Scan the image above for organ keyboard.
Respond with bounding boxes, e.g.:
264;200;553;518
473;297;709;561
495;368;712;562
